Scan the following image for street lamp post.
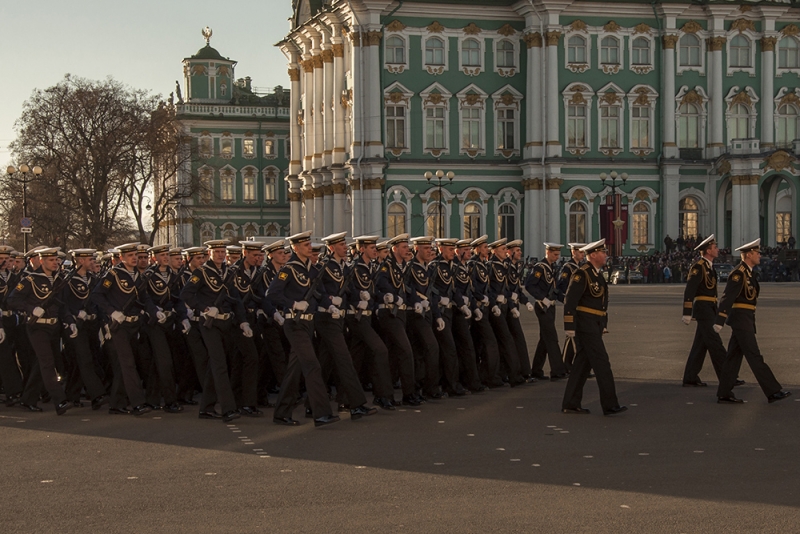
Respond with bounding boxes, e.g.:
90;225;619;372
424;169;455;238
599;170;628;260
6;164;43;253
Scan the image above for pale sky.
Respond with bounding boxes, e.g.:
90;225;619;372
0;0;295;164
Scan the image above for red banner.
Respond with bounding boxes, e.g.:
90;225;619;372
599;195;628;247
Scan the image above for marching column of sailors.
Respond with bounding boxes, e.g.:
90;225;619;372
0;231;790;425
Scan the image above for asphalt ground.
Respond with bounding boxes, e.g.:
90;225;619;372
2;283;800;533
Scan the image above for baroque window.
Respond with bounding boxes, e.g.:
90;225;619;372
679;197;699;238
497;204;516;241
632;202;649;245
778;36;800;69
463;202;481;239
568;202;587;243
679;34;701;67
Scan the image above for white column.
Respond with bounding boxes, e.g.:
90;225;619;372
332;170;347;233
349;30;364;159
524;32;543;159
761;37;776;148
350;179;363;236
332;38;346;165
662;165;680;240
312;46;324;170
302;54;314;173
707;36;725;157
322;41;334;168
662;35;678;158
303;183;315;233
323;183;334;234
545;31;561;157
731;178;743;248
522;176;543;257
546;178;562;242
369;179;384;236
365;30;383;150
312;173;324;236
288;61;302;176
287;177;303;233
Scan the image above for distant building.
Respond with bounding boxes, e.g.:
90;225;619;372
166;29;291;246
280;0;800;255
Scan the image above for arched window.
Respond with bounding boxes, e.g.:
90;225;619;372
220;138;233;158
776;194;792;245
462;38;481;67
199;136;212;158
727;103;749;140
199;168;213;203
387;202;407;238
220;170;235;201
425;37;445;65
600;104;620;149
243;223;258;239
679;197;699;238
632;203;649;245
569;202;586;243
463;202;481;239
632;37;650;65
200;223;215;243
243;168;256;201
427;202;445;238
221;223;237;241
386;36;405;64
568;35;587;64
678;103;701;148
776;104;799;147
567;104;587;148
496;40;515;67
730;35;751;68
265;223;279;237
679;34;701;67
264;168;277;201
600;36;620;65
243;139;255;158
497;204;516;241
779;37;800;69
264;139;275;155
631;105;651;148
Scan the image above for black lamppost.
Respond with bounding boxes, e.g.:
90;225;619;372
424;169;454;237
6;164;43;253
599;170;628;259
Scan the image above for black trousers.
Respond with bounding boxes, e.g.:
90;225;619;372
346;313;394;399
142;323;178;405
198;319;238;414
451;311;482;390
376;309;416;395
184;319;212;403
0;316;22;397
168;324;197;401
315;313;367;408
226;323;259;409
406;311;440;395
108;321;147;408
257;319;288;400
432;308;461;393
21;323;66;407
489;305;521;384
562;331;620;413
63;322;106;401
531;305;566;377
274;318;332;419
683;318;726;383
472;310;503;387
507;312;533;377
717;328;781;398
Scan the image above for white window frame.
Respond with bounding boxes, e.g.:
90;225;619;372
263;135;277;160
625;187;659;250
220;133;234;159
494;38;519;77
726;30;757;77
675;85;709;150
774;88;800;148
199;133;213;159
777;33;800;76
598;34;622;74
421;186;455;238
384;33;409;74
458;36;484;76
263;166;279;202
724;86;759;145
565;31;590;73
456;188;490;240
220;222;238;241
386;185;414;237
420;83;452;157
628;32;655;74
563;82;594;155
422;35;449;75
198;165;214;204
491;85;523;158
384;82;414;157
200;222;216;242
567;200;590;244
677;26;707;75
457;84;487;158
597;83;625;155
242;137;255;159
626;85;658;156
493;187;522;242
242;166;257;203
219;167;236;203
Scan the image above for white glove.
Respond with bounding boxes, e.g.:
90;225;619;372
205;306;219;318
682;315;691;325
186;308;195;320
111;311;125;324
360;291;370;302
69;323;78;338
240;322;253;338
421;299;430;311
473;308;483;322
526;302;534;312
414;302;424;314
0;328;4;344
462;296;469;306
383;293;394;305
357;300;369;310
98;329;105;345
543;298;554;308
439;296;450;307
156;310;167;324
293;301;308;312
482;296;489;306
181;319;191;333
565;330;576;338
511;292;519;303
77;310;88;321
273;311;285;326
496;294;506;304
396;296;404;307
257;309;266;318
713;324;723;333
460;305;472;320
327;305;340;316
510;308;520;319
492;305;501;317
331;296;342;307
32;307;45;318
603;328;609;335
435;318;445;331
103;324;111;340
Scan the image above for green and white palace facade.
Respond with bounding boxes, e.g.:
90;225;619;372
280;0;800;256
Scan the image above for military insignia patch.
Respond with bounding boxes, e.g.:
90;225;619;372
535;272;541;278
278;272;288;280
102;280;112;288
731;273;741;282
573;274;581;282
691;268;699;275
381;267;387;272
190;276;200;283
15;283;24;291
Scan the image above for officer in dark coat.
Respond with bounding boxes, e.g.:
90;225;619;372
561;239;627;416
257;240;289;403
715;239;791;404
0;245;23;407
556;243;584;371
468;236;503;387
452;239;484;392
487;239;524;386
266;231;338;427
526;243;568;381
680;235;727;386
505;240;536;380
